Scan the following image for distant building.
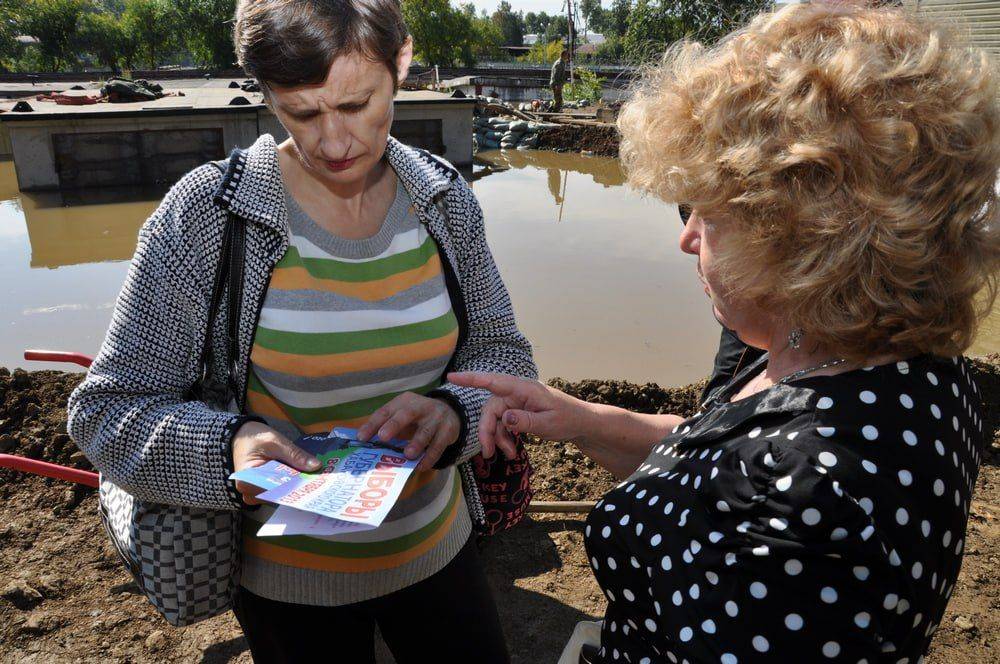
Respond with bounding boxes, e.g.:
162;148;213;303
775;2;999;57
905;0;1000;55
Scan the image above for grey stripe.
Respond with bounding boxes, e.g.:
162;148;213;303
262;276;447;312
285;179;420;259
260;416;302;441
239;509;471;606
254;354;451;393
381;467;453;521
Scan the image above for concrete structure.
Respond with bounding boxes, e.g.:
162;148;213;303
0;87;473;191
440;74;626;104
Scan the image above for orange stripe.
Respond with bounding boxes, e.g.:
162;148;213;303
245;391;370;433
250;329;458;377
268;253;442;301
244;493;460;572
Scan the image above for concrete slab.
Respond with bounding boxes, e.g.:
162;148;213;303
1;88;474;189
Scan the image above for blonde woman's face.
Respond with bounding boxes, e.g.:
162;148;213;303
267;43;412;186
679;208;772;349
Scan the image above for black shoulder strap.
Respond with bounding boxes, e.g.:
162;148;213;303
197;158;245;402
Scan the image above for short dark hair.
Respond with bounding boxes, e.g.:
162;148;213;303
234;0;408;89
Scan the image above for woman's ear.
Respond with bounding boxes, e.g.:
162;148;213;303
396;37;414;88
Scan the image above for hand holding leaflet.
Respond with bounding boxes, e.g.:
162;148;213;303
230;430;422;530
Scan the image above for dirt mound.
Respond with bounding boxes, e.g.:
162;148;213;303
1;362;997;663
537;124;620;158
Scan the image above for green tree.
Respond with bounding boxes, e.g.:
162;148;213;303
606;0;631;38
491;1;524;47
462;3;504;62
17;0;90;71
579;0;600;33
592;35;624;63
524;11;553;36
121;0;179;68
543;15;569;44
175;0;237;69
621;0;681;64
0;0;22;70
670;0;770;43
403;0;477;67
518;38;562;66
77;9;131;70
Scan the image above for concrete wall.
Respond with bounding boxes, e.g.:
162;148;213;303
7;112;258;191
394;103;472;166
5;100;472;191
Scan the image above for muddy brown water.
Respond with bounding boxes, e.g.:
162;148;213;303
2;150;997;384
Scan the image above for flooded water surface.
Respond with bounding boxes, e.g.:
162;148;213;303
2;151;997;387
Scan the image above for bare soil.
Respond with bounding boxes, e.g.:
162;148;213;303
0;360;996;663
537;124;621;158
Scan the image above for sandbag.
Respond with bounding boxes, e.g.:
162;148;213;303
519;134;540;148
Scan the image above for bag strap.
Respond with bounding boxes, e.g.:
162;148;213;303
225;215;245;399
197;158;246;403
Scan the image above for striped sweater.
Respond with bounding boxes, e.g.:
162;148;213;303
240;178;471;605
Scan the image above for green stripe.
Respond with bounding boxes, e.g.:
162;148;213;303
279;236;439;282
243;472;459;557
254;311;458;355
248;373;440;425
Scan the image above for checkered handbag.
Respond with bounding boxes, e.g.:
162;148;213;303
97;480;241;626
96;165;246;627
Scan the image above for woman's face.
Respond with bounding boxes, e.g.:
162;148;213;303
266;40;413;187
679;208;774;350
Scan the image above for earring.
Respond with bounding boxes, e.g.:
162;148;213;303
788;328;804;350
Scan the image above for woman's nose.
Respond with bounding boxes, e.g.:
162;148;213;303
678;213;701;255
319;113;351;158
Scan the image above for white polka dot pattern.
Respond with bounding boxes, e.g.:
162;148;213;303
584;355;984;663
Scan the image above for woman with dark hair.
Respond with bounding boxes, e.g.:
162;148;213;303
68;1;534;661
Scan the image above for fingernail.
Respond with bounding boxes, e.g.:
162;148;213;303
307;458;321;470
504;412;518;426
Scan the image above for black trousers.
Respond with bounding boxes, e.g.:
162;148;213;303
232;537;510;664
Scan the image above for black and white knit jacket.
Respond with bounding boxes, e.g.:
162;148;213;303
66;134;537;530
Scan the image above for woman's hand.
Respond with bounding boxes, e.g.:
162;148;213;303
446;372;592;460
231;421;323;506
356;392;462;471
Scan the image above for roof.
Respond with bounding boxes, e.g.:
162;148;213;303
0;87;471;122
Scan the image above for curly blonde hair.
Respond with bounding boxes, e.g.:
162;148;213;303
619;2;1000;360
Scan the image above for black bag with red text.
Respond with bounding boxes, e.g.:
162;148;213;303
471;435;533;535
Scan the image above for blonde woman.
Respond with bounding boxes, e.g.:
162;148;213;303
452;3;999;662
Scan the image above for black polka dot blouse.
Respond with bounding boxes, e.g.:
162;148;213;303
584;355;985;663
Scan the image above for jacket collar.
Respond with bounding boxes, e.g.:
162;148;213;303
212;134;455;234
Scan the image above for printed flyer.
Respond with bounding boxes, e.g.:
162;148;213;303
230;429;421;533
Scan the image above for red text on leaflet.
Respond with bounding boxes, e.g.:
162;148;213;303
343;454;406;519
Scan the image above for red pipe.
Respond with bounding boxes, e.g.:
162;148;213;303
11;351;99;487
0;454;99;488
23;350;93;368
